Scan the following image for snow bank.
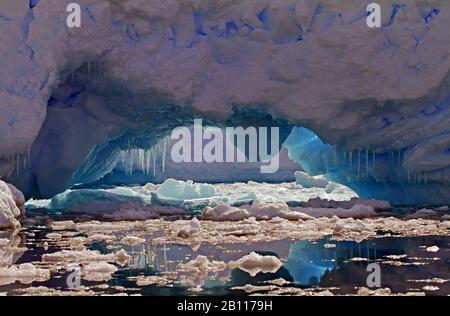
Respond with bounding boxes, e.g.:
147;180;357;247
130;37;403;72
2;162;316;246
228;252;283;277
294;171;329;188
0;180;21;230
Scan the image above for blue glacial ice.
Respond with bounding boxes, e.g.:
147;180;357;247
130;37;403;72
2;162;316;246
1;0;450;206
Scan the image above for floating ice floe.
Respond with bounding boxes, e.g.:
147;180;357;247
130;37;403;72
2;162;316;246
0;263;50;286
203;200;314;221
203;199;378;221
425;246;439;253
178;255;227;274
228;252;284;277
81;262;118;282
120;236;146;246
42;249;130;265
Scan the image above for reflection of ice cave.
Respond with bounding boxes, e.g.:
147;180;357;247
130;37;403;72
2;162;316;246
2;0;450;206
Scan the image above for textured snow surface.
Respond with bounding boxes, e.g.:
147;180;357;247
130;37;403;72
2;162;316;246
0;181;21;230
1;0;450;204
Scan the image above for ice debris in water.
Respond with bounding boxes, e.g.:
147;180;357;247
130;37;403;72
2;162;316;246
42;249;130;265
227;252;284;277
0;263;50;286
178;255;227;273
81;262;118;282
425;246;439;253
178;252;283;278
203;200;314;221
203;199;378;221
176;217;202;238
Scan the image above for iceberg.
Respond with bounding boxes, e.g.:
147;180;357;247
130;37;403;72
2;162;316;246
0;181;22;230
1;0;449;206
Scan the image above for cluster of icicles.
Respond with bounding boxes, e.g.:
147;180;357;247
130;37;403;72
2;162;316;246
326;147;429;185
118;137;170;176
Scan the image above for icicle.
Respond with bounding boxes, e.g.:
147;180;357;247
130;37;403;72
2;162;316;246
357;150;361;178
162;138;167;173
365;149;369;177
333;145;337;168
15;155;20;178
372;149;376;170
349;151;353;169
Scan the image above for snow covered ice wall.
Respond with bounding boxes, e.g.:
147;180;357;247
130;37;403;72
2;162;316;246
0;0;450;205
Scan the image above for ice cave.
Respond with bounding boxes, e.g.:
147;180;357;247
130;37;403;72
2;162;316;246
0;0;449;297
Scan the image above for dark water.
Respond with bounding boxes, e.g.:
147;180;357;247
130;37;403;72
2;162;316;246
1;225;449;296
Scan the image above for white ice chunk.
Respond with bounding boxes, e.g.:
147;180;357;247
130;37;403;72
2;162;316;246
294;171;329;188
228;252;283;276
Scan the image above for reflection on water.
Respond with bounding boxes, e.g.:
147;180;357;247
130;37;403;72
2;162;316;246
285;237;450;295
1;226;449;296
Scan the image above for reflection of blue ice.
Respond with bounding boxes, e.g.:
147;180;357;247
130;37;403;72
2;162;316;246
284;239;387;286
284;240;336;286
